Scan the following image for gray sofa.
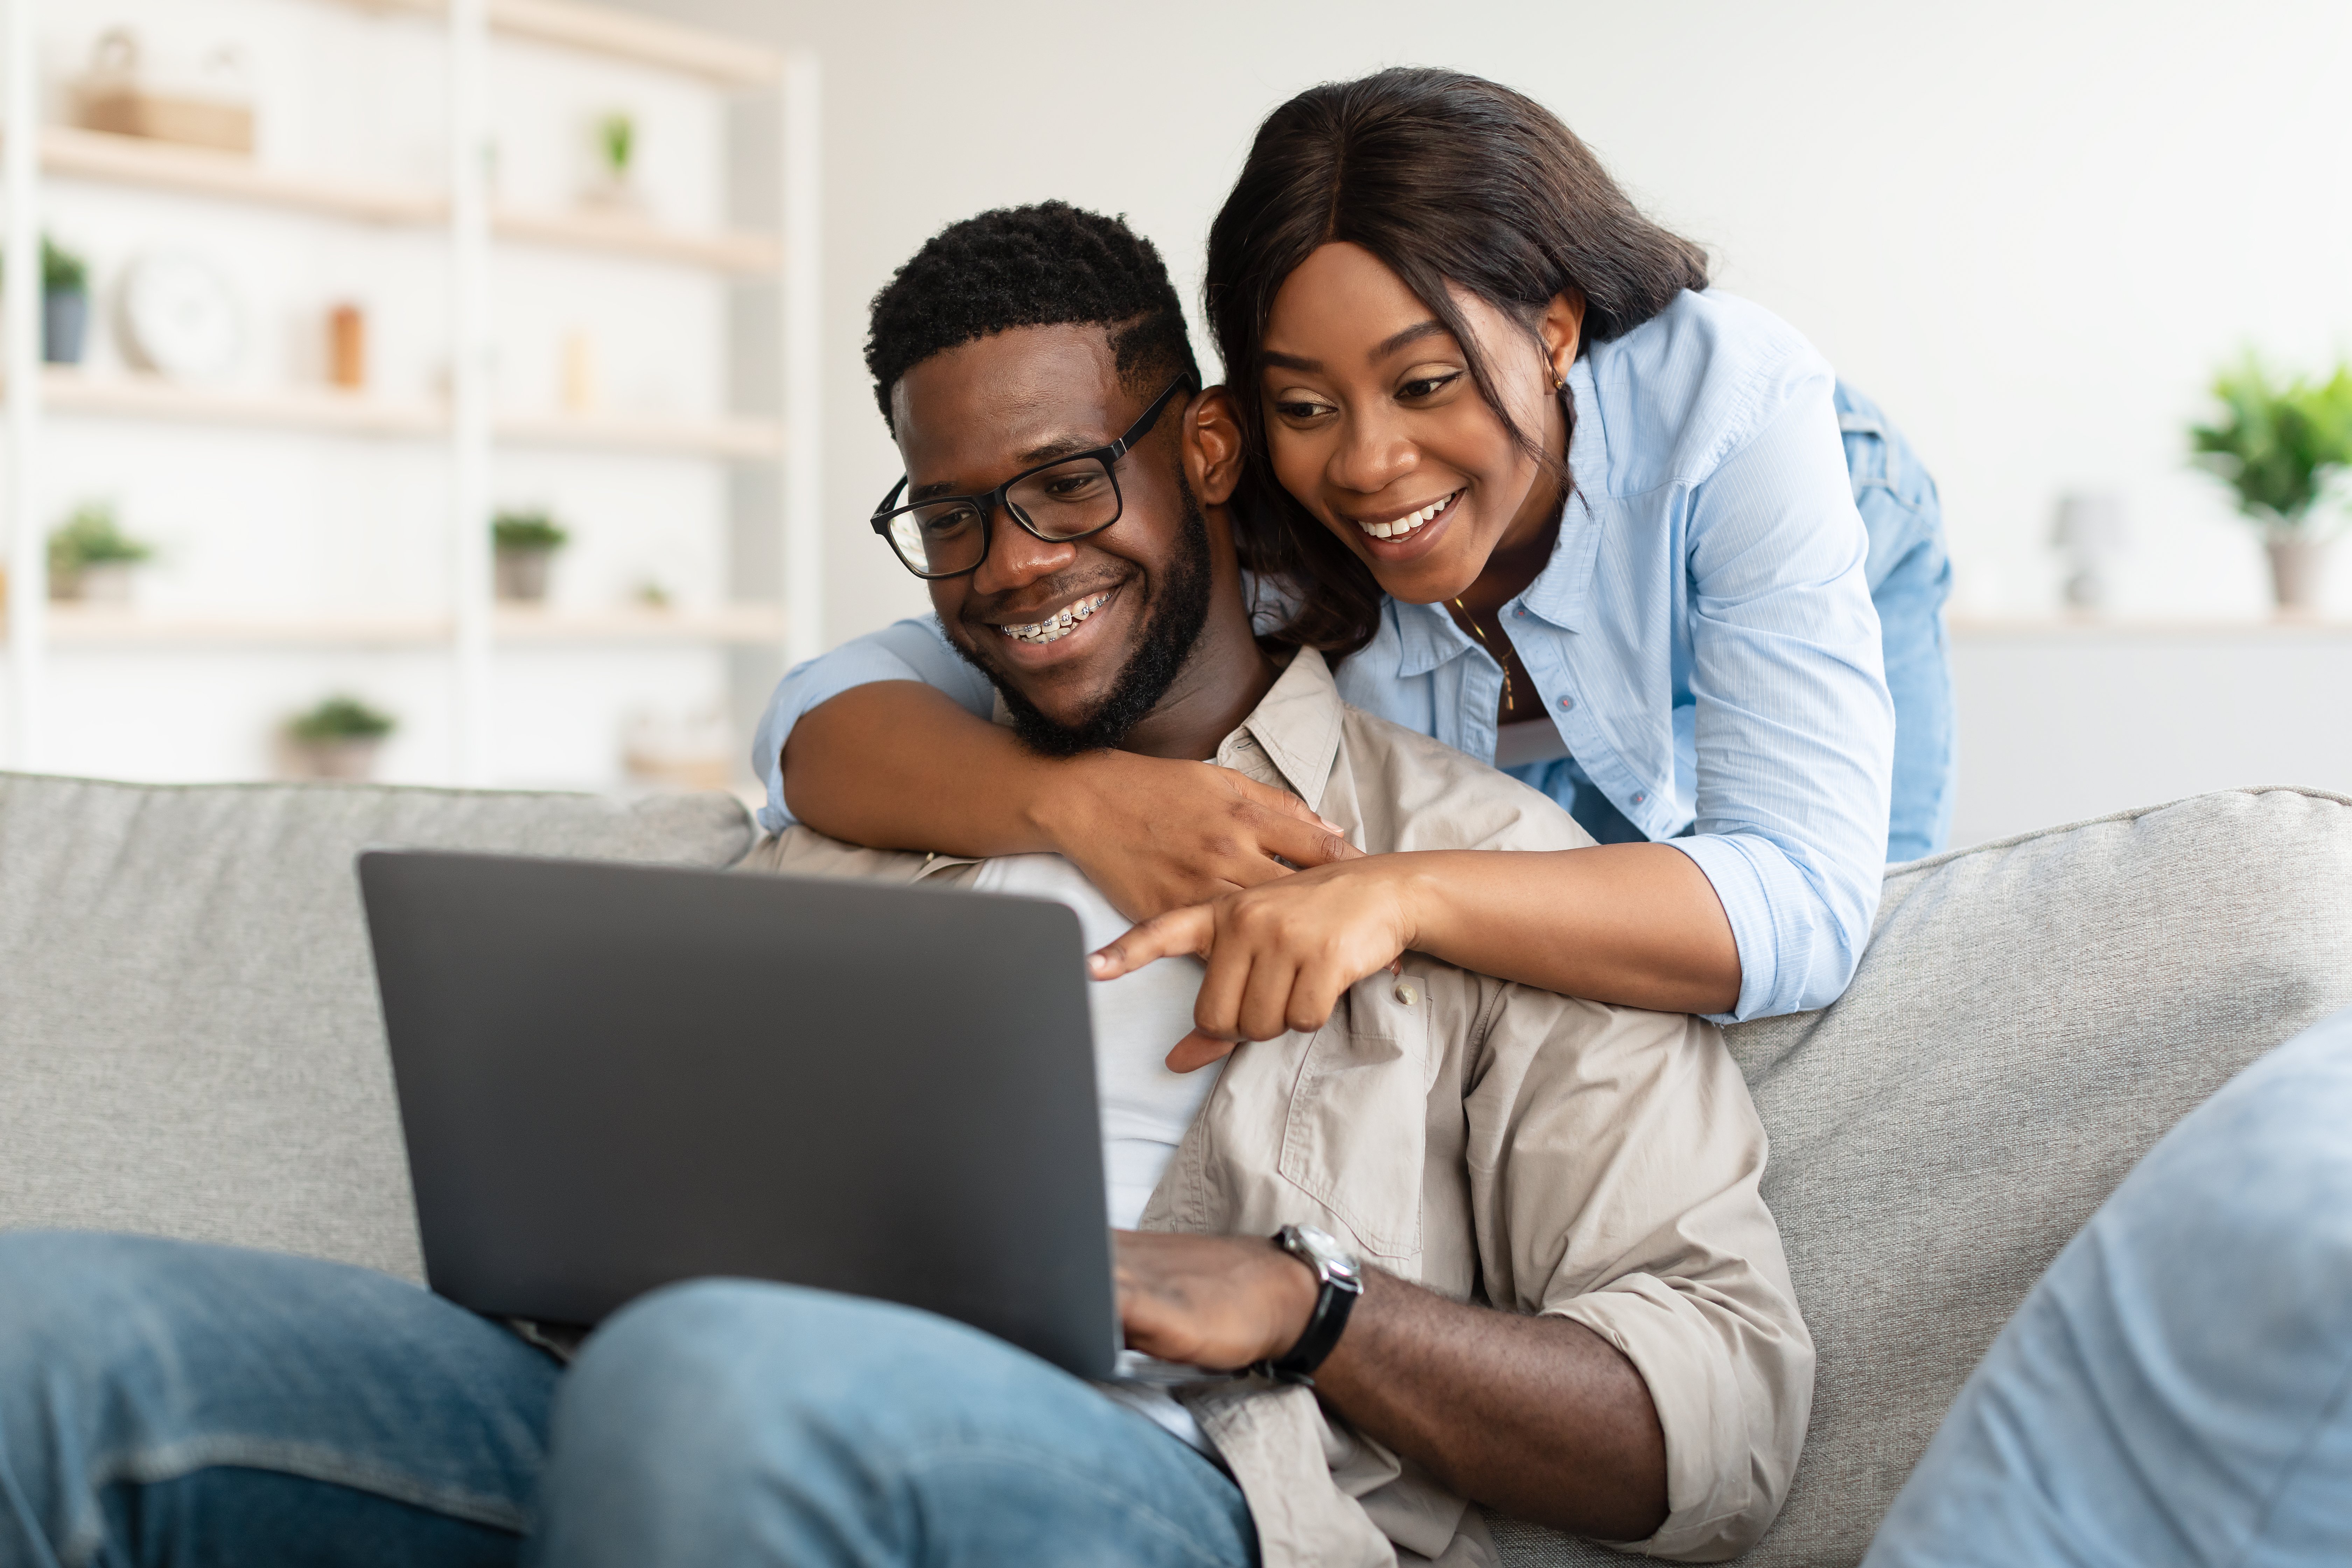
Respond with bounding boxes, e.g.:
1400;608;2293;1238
4;770;2348;1565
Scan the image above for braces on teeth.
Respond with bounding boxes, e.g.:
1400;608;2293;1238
999;590;1110;645
1357;490;1461;541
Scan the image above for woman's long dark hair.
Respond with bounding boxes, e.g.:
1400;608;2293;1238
1205;68;1709;657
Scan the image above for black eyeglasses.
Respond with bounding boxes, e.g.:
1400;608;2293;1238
870;377;1193;580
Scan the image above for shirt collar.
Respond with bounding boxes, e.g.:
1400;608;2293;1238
1220;646;1344;807
1516;357;1608;633
1392;597;1475;679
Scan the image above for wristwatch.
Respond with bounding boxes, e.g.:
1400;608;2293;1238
1255;1222;1363;1386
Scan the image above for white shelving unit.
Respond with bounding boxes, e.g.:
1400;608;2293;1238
0;0;820;788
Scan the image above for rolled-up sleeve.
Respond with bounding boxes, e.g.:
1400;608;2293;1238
1468;989;1813;1560
749;616;993;833
1671;376;1895;1023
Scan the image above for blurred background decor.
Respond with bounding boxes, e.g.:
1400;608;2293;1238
2050;493;2129;612
492;510;569;603
281;693;395;781
41;237;89;364
2190;357;2351;614
116;250;243;381
584;110;642;210
327;302;366;392
46;503;150;604
0;0;811;798
70;27;253;153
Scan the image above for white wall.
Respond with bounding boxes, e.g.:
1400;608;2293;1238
632;0;2352;833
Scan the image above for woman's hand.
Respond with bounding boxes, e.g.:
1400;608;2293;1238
1040;751;1363;923
1089;857;1423;1071
1114;1230;1318;1370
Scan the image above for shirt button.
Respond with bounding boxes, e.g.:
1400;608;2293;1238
1393;979;1420;1006
1513;606;1527;619
1556;695;1574;712
1632;792;1646;805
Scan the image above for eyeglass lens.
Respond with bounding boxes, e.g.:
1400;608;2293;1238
883;455;1121;576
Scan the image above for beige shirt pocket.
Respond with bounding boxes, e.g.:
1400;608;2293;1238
1275;976;1433;1265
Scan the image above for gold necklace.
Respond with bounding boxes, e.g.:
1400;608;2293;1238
1453;597;1514;718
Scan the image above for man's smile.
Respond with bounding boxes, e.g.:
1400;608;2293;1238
995;588;1113;647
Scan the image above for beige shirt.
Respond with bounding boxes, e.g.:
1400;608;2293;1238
741;648;1811;1567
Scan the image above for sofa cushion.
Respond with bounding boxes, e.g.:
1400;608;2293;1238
0;772;754;1284
1493;786;2352;1566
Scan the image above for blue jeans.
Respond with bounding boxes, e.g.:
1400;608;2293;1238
1865;1006;2352;1566
0;1234;1255;1568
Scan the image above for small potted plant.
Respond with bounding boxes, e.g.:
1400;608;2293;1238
583;110;640;210
2190;356;2352;612
285;693;396;781
492;509;569;603
47;502;152;603
43;237;90;365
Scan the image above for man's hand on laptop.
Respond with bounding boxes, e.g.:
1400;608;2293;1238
1042;754;1361;921
1113;1230;1321;1371
1089;856;1422;1071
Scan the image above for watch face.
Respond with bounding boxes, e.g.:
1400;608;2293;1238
1289;1223;1363;1284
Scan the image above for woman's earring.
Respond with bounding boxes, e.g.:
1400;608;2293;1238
1553;366;1568;392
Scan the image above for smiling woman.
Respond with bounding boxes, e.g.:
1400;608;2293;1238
763;72;1942;1030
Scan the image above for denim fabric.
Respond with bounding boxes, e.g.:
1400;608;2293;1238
1864;1006;2352;1568
756;291;1899;1022
0;1236;1255;1568
1836;383;1954;863
0;1232;553;1568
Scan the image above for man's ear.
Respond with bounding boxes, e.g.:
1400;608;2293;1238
1183;386;1246;507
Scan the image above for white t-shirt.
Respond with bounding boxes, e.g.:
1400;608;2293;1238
968;852;1216;1229
968;852;1225;1455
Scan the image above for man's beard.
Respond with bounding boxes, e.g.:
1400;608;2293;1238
955;475;1214;759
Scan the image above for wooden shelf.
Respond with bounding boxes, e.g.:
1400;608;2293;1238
42;125;439;223
1951;615;2352;637
33;370;784;459
328;0;784;86
33;126;780;273
37;604;788;648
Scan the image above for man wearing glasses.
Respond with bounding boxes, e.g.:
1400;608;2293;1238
732;204;1811;1564
0;205;1808;1568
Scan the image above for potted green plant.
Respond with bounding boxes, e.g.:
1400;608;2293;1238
2190;356;2352;612
285;693;396;781
584;111;640;210
42;237;90;365
47;502;152;603
492;510;569;603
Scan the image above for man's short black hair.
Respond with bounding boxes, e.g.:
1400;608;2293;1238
865;201;1200;428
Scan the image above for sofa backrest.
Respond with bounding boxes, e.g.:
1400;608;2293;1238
1494;785;2352;1567
0;771;754;1283
8;774;2349;1566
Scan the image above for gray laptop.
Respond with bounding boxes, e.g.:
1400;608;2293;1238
358;848;1119;1379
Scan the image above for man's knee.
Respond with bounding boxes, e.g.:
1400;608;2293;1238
559;1279;996;1461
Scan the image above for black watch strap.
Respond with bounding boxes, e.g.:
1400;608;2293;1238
1254;1223;1363;1387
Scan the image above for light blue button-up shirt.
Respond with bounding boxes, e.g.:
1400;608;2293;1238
753;289;1894;1024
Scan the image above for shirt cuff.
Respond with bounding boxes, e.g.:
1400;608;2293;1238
1668;831;1793;1025
1552;1277;1799;1561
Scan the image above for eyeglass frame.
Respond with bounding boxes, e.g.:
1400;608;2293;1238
868;374;1195;581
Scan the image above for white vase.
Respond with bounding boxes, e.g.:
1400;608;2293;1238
2266;535;2330;613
